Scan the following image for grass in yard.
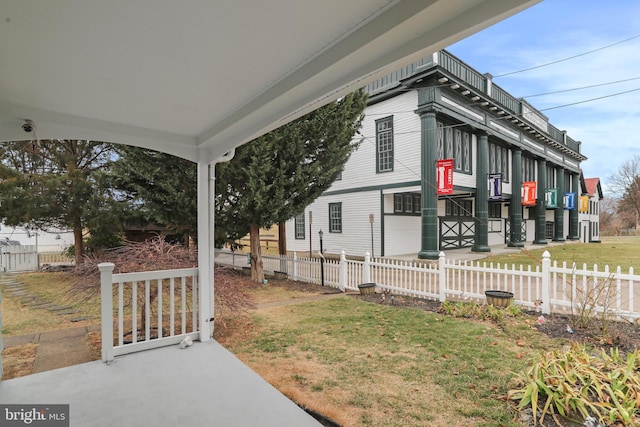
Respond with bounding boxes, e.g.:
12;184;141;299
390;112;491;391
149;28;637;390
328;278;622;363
479;236;640;271
1;272;100;336
220;296;562;427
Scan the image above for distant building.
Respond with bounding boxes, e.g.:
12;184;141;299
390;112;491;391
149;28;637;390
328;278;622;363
579;177;603;242
286;50;597;258
0;223;73;252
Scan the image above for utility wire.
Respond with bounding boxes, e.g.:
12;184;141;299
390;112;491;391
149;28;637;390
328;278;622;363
539;87;640;112
522;76;640;98
494;34;640;78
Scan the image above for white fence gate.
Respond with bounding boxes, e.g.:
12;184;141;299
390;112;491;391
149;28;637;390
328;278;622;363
0;245;38;272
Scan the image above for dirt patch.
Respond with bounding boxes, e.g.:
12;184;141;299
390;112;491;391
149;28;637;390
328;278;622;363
1;343;38;380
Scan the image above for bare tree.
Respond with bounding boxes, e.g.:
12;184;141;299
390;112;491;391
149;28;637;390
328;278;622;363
608;155;640;230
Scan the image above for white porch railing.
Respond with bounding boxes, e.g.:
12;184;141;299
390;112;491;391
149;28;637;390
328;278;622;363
215;249;640;321
99;263;199;362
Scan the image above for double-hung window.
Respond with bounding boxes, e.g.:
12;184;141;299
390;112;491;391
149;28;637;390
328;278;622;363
329;203;342;233
376;117;393;173
294;213;305;239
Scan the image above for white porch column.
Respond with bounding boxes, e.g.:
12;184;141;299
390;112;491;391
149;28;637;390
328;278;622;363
197;161;214;342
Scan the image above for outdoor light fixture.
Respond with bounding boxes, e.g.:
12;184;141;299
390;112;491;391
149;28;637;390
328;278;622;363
480;101;489;106
461;90;470;95
438;77;448;83
450;84;460;90
471;96;480;101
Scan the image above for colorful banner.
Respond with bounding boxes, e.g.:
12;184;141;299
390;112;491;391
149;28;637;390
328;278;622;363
489;173;502;201
436;158;454;195
579;195;590;213
522;181;537;206
545;188;558;209
564;192;576;210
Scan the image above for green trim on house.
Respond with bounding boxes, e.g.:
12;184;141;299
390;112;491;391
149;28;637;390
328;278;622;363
321;181;421;197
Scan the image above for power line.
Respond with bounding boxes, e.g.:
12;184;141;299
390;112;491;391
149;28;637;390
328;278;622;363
522;76;640;98
494;34;640;78
539;87;640;112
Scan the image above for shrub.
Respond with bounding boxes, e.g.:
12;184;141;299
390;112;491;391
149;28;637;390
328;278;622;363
508;342;640;426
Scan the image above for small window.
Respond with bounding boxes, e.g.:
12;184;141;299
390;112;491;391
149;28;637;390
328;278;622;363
445;199;472;217
403;194;413;213
392;193;420;215
329;203;342;233
488;203;502;219
294;213;305;239
413;195;421;214
394;194;403;213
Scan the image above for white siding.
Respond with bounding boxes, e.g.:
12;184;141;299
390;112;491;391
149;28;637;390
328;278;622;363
384;214;421;256
328;91;421;192
286;191;382;257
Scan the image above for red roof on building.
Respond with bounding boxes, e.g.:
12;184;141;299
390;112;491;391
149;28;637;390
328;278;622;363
584;178;602;198
584;178;600;196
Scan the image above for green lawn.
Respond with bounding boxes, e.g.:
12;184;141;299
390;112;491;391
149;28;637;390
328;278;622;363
223;296;561;426
478;236;640;272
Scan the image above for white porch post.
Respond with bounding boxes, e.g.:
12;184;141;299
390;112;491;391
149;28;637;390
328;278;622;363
197;161;214;342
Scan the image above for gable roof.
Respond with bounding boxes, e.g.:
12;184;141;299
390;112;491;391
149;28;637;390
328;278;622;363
584;177;604;200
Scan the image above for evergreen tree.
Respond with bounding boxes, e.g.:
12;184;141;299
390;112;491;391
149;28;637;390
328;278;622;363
0;140;115;265
109;145;198;243
216;89;367;281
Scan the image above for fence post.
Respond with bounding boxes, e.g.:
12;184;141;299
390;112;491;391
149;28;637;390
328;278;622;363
99;262;116;363
293;252;298;282
339;250;347;291
541;251;551;314
438;252;446;302
363;251;371;284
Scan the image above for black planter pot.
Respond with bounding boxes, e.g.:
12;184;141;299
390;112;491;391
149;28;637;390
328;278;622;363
484;290;514;308
358;283;376;295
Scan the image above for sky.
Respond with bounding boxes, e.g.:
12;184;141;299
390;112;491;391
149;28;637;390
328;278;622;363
447;0;640;193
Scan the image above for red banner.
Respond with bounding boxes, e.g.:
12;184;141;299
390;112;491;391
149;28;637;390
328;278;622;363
436;159;454;195
522;181;537;206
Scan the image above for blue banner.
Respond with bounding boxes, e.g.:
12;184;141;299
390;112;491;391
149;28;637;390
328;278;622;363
489;173;502;201
564;192;576;210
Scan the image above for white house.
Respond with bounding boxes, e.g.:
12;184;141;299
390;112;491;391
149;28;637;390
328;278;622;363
579;177;603;243
287;50;598;259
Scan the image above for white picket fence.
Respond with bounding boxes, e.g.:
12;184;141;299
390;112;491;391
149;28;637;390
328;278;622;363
98;263;199;362
216;249;640;321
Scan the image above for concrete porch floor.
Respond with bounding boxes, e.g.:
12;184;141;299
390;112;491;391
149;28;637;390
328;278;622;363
0;340;322;427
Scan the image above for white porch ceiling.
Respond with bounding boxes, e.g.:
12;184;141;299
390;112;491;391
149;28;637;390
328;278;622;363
0;0;539;162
